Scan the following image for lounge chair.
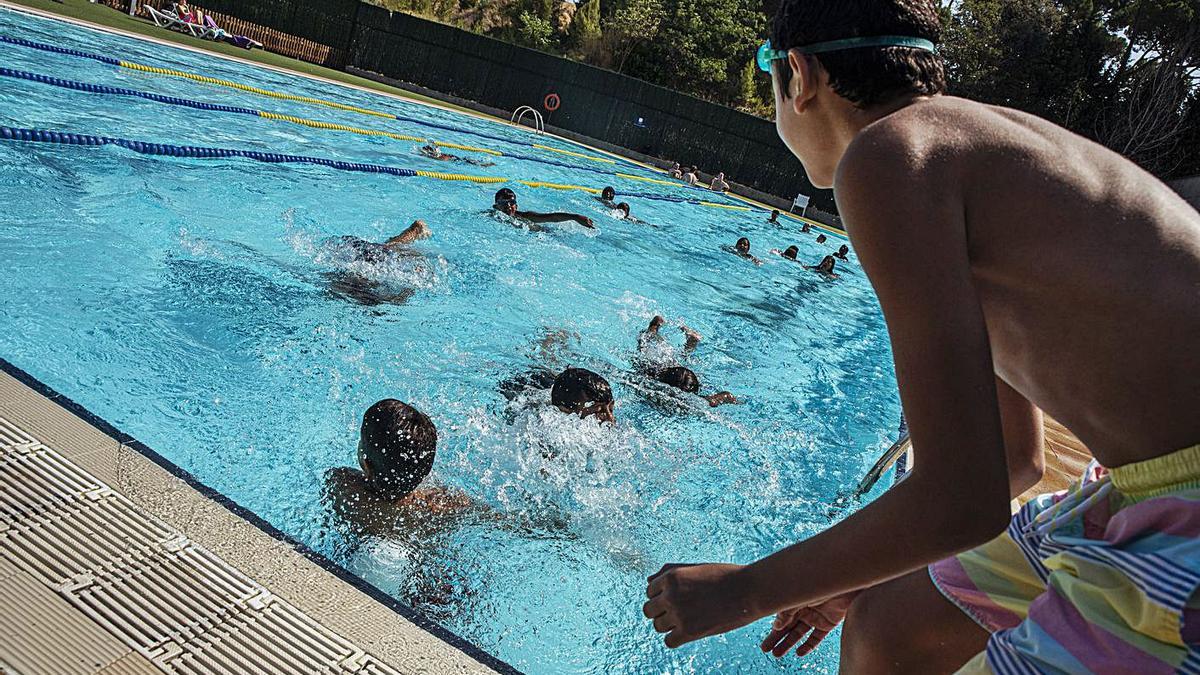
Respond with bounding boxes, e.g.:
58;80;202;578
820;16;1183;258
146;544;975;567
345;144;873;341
145;5;213;38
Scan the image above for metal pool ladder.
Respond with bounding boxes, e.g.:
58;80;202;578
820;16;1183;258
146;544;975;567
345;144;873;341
511;106;544;133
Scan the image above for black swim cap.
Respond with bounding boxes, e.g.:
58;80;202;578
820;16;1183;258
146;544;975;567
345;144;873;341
551;367;614;411
656;366;701;394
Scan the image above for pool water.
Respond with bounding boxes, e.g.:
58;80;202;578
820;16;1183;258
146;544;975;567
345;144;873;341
0;8;903;673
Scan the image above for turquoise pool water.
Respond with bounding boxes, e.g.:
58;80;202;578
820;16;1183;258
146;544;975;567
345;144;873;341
0;8;903;673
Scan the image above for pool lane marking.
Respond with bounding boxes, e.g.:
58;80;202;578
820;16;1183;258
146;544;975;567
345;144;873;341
1;33;761;211
0;124;754;212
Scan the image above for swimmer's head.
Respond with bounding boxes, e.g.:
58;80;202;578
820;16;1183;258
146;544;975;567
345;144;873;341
816;234;827;244
494;188;518;216
551;367;615;424
656;366;701;394
602;186;616;201
783;245;799;260
616;202;631;217
819;255;837;273
736;237;751;254
770;209;780;221
838;244;849;256
801;222;811;232
649;315;666;331
357;399;437;500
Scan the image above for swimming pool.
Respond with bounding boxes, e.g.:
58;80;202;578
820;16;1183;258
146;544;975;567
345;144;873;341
0;7;902;673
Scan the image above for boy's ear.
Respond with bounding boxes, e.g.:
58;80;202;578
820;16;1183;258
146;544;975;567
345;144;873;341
788;50;820;115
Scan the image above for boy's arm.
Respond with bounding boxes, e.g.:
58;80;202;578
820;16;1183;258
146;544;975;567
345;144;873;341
644;140;1013;647
517;210;596;228
996;376;1045;496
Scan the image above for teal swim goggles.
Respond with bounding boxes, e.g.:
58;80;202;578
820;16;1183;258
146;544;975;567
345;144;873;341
756;36;937;72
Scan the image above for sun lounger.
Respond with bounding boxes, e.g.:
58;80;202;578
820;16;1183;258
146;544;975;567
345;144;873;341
145;5;212;38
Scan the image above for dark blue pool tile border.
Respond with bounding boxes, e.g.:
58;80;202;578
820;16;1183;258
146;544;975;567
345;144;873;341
0;355;523;675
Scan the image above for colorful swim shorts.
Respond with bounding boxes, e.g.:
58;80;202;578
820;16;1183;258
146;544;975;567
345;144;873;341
930;443;1200;674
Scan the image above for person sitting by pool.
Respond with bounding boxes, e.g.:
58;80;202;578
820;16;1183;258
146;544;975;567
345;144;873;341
728;237;763;265
682;167;699;186
804;254;840;279
597;186;618;208
834;244;850;260
710;172;730;192
769;210;781;224
324;399;479;537
492;188;595;230
668;163;683;179
770;245;800;261
419;143;494;167
815;233;828;244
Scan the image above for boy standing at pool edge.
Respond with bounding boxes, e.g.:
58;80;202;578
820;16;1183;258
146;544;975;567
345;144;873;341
642;1;1200;672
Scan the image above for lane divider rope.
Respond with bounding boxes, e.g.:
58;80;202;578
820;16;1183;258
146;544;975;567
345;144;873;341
0;124;748;211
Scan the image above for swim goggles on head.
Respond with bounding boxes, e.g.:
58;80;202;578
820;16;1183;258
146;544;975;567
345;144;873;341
756;36;938;72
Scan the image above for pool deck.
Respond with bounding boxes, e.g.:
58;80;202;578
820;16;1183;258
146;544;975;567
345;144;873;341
0;361;510;674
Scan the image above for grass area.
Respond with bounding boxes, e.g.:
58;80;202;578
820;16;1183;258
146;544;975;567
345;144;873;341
3;0;476;114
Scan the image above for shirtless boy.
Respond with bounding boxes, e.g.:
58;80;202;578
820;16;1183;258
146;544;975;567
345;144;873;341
643;1;1200;672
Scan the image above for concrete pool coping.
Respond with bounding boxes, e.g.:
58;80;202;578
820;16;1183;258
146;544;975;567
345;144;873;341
0;357;516;674
0;0;846;239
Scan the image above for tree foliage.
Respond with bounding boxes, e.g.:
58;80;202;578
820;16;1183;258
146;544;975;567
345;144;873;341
367;0;1200;178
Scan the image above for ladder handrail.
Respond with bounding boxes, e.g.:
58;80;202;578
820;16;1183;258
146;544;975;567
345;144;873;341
510;106;544;133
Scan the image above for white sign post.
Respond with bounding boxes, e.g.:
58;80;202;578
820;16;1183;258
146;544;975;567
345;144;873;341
792;193;810;217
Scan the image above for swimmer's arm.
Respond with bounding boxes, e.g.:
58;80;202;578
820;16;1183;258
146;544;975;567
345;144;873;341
717;148;1012;628
705;391;737;407
517;210;596;228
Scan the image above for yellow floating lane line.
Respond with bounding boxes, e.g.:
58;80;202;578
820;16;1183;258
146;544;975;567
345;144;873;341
437;141;502;156
415;170;507;183
532;144;616;164
119;61;396;119
615;172;679;187
698;201;752;211
518;180;602;194
255;111;429;142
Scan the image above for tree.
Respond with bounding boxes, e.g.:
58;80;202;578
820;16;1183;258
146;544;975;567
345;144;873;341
605;0;664;73
573;0;602;41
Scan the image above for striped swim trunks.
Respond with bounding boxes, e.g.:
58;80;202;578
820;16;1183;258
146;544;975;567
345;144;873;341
930;443;1200;673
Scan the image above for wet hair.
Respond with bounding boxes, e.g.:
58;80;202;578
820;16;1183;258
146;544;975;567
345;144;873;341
770;209;780;218
494;187;517;204
736;237;751;252
617;202;631;216
820;255;838;271
551;367;613;412
359;399;437;499
838;244;849;255
656;366;700;394
601;186;616;200
770;0;945;109
816;234;828;244
783;245;799;260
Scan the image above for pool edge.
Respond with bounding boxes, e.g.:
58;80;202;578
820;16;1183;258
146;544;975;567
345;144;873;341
0;355;524;675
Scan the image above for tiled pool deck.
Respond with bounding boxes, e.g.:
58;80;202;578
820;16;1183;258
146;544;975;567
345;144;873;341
0;361;511;674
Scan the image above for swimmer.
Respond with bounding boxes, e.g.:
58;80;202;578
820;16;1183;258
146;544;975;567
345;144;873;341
324;220;431;306
500;365;616;425
801;222;811;233
635;317;736;408
492;188;595;229
770;245;800;261
597;186;618;208
803;254;840;279
710;172;730;192
729;237;763;265
834;244;850;260
815;233;828;244
420;142;495;167
769;209;781;224
615;202;646;224
323;399;480;537
668;163;683;179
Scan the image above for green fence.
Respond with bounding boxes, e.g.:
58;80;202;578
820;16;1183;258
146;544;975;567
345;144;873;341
148;0;835;210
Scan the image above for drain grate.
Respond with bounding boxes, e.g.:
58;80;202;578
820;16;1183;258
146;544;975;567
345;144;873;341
0;417;406;674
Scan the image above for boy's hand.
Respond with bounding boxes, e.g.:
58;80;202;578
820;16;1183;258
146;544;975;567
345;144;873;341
759;592;857;658
643;562;764;648
575;215;596;228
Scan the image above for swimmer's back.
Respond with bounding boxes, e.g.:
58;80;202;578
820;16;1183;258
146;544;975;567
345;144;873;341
838;95;1200;466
